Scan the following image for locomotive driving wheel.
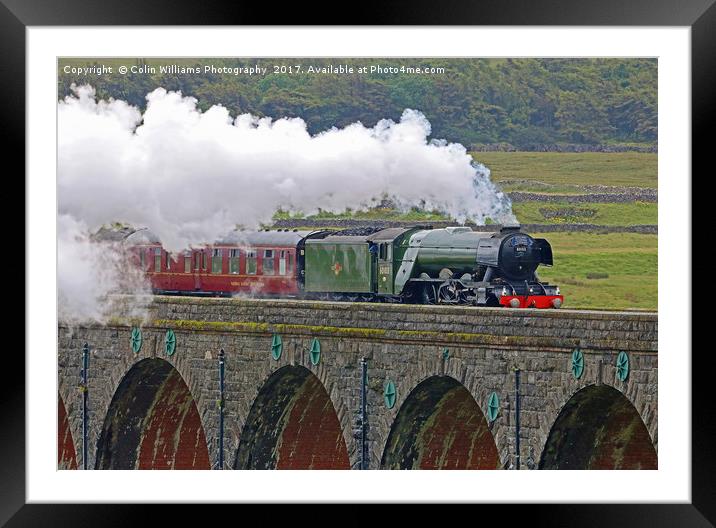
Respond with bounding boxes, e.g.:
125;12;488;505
421;284;438;305
437;281;460;304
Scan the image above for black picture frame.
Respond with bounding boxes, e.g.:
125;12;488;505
8;0;710;523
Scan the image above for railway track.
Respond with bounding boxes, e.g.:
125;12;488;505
144;293;656;314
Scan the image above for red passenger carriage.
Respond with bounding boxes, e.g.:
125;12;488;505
126;228;313;297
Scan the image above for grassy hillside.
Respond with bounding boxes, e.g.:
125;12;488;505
481;152;657;310
474;152;657;189
535;232;657;311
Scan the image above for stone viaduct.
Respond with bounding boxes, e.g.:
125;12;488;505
57;296;658;470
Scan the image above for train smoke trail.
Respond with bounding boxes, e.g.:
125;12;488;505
57;85;515;320
57;215;151;324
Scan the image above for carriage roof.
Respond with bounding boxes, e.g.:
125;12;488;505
214;230;314;247
122;227;315;248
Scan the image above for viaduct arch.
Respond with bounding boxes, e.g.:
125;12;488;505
95;358;210;470
381;375;500;469
234;365;350;469
539;384;657;470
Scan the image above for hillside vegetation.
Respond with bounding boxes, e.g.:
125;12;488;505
59;58;657;149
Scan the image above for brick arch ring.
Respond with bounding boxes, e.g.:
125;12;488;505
378;361;503;470
92;339;211;470
537;380;658;470
230;358;355;470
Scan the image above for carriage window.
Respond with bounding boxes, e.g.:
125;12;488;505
229;249;240;274
140;249;146;270
279;250;287;275
379;243;387;260
212;248;222;274
247;250;257;275
154;247;161;272
166;252;172;270
202;251;207;270
263;249;275;275
194;252;201;270
184;252;191;273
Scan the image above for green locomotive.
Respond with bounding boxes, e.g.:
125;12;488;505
302;225;562;308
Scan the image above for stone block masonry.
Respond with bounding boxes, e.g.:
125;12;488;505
57;296;657;470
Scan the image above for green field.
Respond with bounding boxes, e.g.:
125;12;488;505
512;201;657;225
474;152;657;190
535;232;657;311
476;151;658;310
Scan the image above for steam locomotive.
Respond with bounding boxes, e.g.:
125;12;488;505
123;225;562;308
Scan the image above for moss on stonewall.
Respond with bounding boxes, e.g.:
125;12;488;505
63;309;655;354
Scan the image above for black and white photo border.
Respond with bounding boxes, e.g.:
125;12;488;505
8;1;710;523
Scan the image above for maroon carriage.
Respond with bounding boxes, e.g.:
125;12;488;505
126;228;315;297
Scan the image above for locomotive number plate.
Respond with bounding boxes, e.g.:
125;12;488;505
516;246;527;252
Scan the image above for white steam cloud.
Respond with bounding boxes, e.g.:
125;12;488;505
58;85;514;320
58;215;151;324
